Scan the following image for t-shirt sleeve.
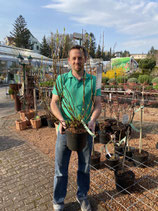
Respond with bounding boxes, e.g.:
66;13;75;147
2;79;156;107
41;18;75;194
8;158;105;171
52;75;62;96
96;88;101;96
93;75;101;96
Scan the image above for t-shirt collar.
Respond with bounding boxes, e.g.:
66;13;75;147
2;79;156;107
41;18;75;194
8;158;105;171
68;70;90;80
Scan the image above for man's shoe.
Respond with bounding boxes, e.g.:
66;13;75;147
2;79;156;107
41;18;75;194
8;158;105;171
76;197;91;211
53;203;64;211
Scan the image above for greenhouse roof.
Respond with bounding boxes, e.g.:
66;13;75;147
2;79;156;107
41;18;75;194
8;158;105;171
0;44;53;65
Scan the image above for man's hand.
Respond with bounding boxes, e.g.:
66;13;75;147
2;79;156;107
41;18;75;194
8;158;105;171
88;119;96;133
59;120;66;134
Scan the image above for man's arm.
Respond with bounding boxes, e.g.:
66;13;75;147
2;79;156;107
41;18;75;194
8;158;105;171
50;94;66;134
88;96;102;132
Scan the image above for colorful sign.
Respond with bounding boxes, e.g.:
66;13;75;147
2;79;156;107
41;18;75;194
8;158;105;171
111;57;131;72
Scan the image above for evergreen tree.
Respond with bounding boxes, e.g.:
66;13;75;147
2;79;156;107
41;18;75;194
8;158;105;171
96;44;101;58
40;36;51;58
83;32;96;58
89;33;96;58
139;57;156;74
148;46;155;56
10;15;31;49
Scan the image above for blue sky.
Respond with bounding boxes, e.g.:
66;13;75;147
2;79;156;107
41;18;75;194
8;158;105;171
0;0;158;54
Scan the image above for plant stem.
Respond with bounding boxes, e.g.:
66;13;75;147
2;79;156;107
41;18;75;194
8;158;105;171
139;106;143;154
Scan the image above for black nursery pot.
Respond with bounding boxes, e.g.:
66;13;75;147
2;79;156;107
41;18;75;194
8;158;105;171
115;144;125;156
132;149;149;167
90;151;101;169
47;118;55;128
115;169;135;193
125;147;135;162
66;131;87;151
40;115;48;126
106;154;120;170
99;131;111;145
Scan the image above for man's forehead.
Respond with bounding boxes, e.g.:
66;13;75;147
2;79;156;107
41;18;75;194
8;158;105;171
69;49;84;56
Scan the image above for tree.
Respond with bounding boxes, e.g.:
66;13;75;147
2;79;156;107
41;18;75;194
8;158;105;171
139;58;156;74
122;50;130;57
40;36;51;58
148;46;155;56
10;15;31;49
96;44;101;58
83;32;96;58
89;33;96;58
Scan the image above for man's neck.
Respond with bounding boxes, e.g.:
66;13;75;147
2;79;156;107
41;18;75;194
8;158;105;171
72;70;84;80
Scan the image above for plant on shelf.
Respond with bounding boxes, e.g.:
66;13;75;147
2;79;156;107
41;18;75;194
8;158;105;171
108;78;117;85
116;76;127;84
144;85;153;91
153;84;158;91
138;74;151;85
8;88;15;99
127;77;138;83
152;77;158;86
102;77;109;84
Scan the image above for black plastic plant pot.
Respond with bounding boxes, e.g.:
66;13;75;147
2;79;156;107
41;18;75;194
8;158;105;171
41;115;48;126
99;131;111;144
90;151;101;169
125;147;135;162
106;154;120;170
132;149;149;167
66;131;87;151
115;144;125;156
94;133;100;143
115;169;135;193
47;119;55;128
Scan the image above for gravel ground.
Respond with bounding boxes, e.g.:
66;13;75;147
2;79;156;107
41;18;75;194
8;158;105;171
9;106;158;211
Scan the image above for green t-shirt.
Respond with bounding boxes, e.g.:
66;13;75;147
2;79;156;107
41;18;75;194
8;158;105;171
52;71;101;123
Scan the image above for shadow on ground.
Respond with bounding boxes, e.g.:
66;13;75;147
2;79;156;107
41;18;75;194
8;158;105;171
0;135;25;151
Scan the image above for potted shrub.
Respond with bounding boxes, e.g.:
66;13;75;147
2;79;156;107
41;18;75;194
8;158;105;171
102;77;109;85
99;119;112;145
116;76;127;85
132;106;149;167
65;118;88;151
19;109;35;126
152;77;158;86
8;88;15;100
105;134;120;170
127;78;138;87
30;115;41;129
108;78;117;86
114;126;135;193
153;84;158;91
138;74;151;85
9;83;22;92
15;119;27;131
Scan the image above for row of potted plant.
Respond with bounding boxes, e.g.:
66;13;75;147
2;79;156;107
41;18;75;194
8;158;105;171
102;75;158;87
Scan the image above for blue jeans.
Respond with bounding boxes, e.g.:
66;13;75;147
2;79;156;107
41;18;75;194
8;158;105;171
53;131;92;205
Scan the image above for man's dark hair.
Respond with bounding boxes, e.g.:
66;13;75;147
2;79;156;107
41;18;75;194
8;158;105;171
69;45;87;58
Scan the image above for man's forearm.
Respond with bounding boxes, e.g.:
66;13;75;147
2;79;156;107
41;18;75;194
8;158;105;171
90;106;102;122
50;101;64;122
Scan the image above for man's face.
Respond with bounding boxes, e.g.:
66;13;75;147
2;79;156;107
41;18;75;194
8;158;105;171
68;49;86;73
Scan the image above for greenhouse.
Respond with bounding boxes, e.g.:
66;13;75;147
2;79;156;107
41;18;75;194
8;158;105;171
0;44;53;83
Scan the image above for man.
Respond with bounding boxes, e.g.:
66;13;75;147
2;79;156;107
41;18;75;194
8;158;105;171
51;45;101;211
